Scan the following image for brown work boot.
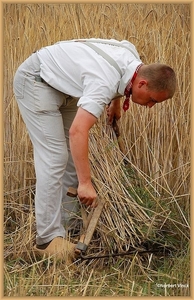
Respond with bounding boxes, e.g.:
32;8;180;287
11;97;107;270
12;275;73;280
33;237;76;264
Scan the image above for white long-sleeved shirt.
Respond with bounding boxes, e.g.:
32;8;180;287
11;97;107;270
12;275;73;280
37;38;142;118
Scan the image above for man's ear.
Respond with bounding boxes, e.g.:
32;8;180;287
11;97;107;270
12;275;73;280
138;80;147;88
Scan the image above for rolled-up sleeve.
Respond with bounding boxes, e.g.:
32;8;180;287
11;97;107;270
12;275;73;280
77;75;119;118
77;96;104;118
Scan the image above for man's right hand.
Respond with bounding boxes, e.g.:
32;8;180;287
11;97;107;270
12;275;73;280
77;182;98;208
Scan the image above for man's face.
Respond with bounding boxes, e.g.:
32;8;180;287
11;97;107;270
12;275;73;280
131;80;169;108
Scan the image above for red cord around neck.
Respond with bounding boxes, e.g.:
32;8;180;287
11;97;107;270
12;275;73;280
123;63;143;112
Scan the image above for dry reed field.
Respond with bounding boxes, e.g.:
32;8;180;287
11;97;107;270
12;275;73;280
3;3;190;297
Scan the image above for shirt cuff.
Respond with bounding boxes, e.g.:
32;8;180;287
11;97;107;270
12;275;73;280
77;97;106;118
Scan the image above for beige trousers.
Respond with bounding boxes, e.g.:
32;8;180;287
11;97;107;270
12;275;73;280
13;53;79;245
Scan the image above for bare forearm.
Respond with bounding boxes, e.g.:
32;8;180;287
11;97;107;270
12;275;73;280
68;107;98;207
69;130;91;184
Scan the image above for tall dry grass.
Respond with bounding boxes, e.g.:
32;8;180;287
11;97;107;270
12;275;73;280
3;3;190;297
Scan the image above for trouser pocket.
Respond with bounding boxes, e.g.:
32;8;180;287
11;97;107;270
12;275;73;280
13;68;26;99
33;80;65;115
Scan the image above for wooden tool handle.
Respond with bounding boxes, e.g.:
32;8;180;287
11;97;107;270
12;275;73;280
67;187;105;255
75;199;105;254
67;187;77;197
83;200;104;247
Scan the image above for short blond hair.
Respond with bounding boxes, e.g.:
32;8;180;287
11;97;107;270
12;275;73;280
139;63;176;98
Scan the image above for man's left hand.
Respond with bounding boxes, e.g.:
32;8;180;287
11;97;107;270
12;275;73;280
106;97;122;124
